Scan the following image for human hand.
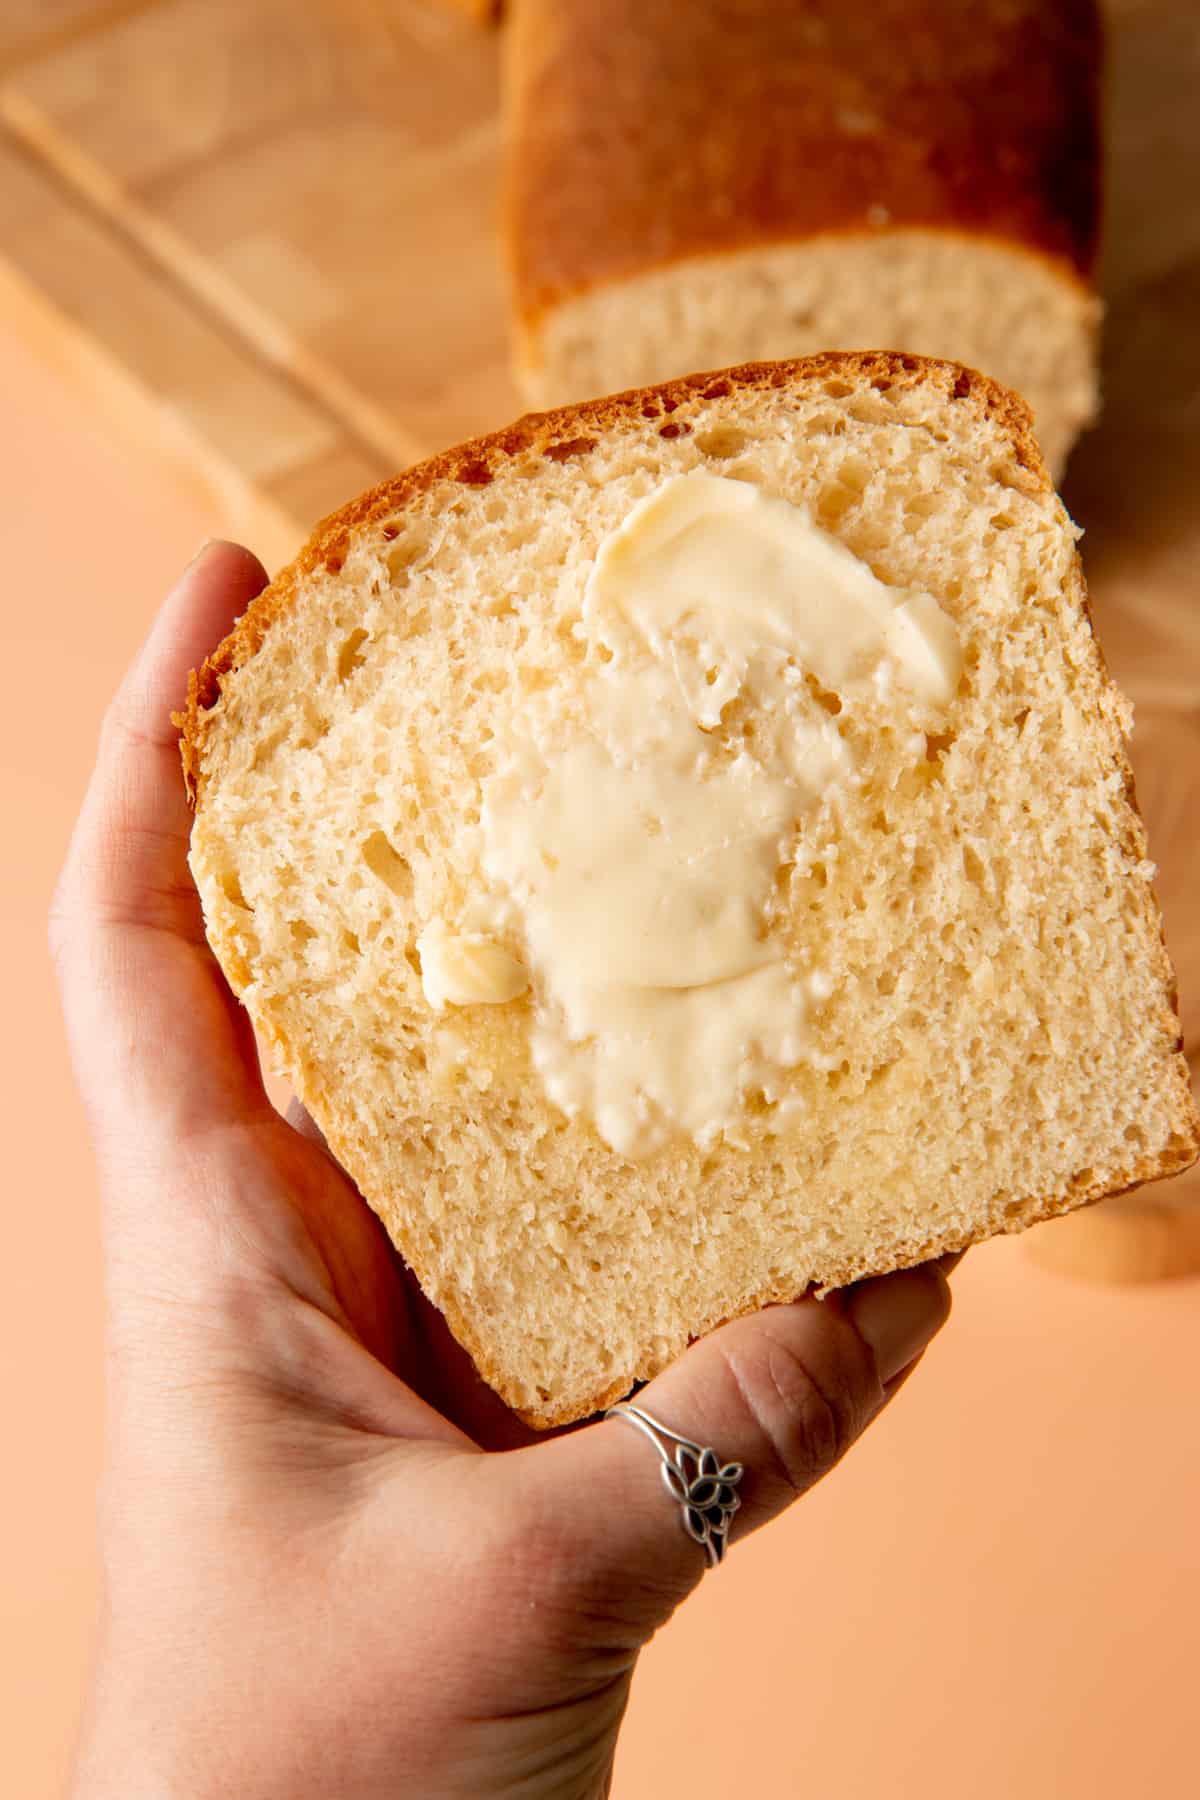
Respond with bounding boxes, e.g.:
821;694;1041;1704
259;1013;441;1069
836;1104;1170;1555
51;543;954;1799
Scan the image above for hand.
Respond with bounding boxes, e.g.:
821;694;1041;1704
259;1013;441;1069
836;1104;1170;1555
51;543;954;1800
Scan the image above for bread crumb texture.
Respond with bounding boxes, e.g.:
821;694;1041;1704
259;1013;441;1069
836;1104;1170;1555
181;354;1198;1426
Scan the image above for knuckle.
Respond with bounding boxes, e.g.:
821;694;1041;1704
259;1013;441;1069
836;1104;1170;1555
722;1322;873;1497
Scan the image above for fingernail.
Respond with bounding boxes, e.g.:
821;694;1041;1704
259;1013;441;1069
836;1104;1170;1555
185;538;219;571
844;1266;951;1385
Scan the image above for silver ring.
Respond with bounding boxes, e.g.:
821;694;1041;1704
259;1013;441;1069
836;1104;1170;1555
606;1401;743;1567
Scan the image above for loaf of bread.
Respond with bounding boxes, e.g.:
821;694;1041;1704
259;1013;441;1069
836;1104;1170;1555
180;353;1196;1427
505;0;1102;476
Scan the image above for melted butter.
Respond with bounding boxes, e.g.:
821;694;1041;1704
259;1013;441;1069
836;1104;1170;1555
533;965;809;1160
443;472;960;1158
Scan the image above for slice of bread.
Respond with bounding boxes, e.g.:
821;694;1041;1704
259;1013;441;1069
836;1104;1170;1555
505;0;1102;476
180;353;1198;1428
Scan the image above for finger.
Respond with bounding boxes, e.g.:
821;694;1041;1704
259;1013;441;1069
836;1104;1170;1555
56;538;266;936
52;542;273;1148
517;1263;951;1628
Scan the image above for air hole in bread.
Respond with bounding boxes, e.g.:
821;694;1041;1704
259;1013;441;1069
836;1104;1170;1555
695;425;748;459
289;920;317;946
337;628;369;683
925;730;956;760
362;830;414;899
294;710;330;750
848;397;892;426
403;945;422;980
385;530;431;581
219;868;251;910
823;379;853;398
251;726;288;772
837;454;873;496
815;483;857;528
341;929;361;955
543;436;597;463
962;845;988;888
804;672;843;716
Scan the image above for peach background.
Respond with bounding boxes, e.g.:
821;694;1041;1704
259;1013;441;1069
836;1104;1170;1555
2;312;1199;1800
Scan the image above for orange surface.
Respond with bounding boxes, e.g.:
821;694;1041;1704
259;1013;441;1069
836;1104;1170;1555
3;315;1199;1800
0;316;221;1800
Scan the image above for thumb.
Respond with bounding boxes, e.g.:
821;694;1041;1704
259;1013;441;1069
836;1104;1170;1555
514;1263;951;1632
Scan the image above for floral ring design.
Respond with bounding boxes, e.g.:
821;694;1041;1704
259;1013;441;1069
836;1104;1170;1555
605;1401;744;1567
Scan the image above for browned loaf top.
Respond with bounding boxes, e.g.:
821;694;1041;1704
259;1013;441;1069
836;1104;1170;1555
505;0;1102;323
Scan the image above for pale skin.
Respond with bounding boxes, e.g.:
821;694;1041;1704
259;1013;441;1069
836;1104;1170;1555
52;543;956;1799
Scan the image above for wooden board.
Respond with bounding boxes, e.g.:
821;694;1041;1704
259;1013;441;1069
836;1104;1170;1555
0;0;1196;1278
0;0;518;495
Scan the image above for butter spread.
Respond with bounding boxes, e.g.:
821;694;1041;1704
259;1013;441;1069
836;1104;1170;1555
417;922;529;1010
588;469;962;717
435;471;961;1157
